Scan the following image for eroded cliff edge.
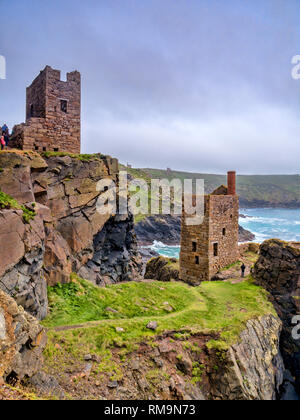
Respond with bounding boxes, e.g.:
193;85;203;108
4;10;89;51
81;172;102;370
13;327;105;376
0;150;288;400
0;151;142;320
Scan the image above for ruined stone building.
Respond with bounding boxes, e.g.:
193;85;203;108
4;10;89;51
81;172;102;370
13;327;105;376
10;66;81;153
179;171;239;284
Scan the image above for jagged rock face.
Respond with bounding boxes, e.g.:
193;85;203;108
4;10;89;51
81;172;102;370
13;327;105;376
39;154;143;286
0;209;47;320
210;315;283;400
0;151;143;318
78;214;142;285
49;314;282;400
0;151;48;204
135;215;182;245
0;289;47;382
252;239;300;393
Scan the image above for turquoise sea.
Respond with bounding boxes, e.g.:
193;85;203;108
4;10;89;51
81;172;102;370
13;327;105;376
145;208;300;259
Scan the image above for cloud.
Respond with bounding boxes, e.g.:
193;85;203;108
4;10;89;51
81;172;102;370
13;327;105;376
1;0;300;174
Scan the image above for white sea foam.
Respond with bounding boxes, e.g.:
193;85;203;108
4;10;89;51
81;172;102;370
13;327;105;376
143;209;300;257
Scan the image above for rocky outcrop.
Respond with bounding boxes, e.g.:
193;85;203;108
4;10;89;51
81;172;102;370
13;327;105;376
0;208;47;320
0;289;46;383
144;256;179;282
252;239;300;395
239;224;255;242
135;214;255;245
0;151;143;318
78;214;142;286
210;315;283;400
135;215;181;245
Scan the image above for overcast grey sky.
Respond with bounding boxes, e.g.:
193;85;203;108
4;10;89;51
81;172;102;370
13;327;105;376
1;0;300;174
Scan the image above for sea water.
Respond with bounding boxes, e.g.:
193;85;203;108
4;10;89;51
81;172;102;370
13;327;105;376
239;208;300;243
146;208;300;259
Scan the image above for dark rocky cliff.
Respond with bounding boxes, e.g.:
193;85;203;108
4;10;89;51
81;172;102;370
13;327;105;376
0;151;143;320
253;239;300;398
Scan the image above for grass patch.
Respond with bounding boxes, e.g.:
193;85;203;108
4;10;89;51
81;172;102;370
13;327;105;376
21;206;36;223
191;362;205;384
244;251;259;264
0;189;20;210
44;277;276;365
41;152;105;162
220;260;242;271
167;258;179;270
43;274;194;328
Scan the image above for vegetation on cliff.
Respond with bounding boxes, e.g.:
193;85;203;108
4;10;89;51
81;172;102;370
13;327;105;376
41;151;107;162
0;189;20;209
121;165;300;209
44;276;275;356
39;275;278;399
43;274;192;327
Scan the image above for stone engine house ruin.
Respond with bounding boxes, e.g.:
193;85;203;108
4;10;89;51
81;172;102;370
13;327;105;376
10;65;81;154
180;171;239;284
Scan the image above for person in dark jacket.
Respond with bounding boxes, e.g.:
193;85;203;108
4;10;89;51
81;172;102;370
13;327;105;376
241;263;246;278
2;124;8;135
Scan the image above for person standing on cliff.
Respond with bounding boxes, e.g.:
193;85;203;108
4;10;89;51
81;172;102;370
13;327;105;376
1;124;8;135
241;263;246;278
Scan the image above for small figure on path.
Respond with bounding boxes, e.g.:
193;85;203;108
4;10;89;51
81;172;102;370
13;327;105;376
241;263;246;278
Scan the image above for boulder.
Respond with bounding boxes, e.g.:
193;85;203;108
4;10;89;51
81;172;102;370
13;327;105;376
0;209;47;320
0;289;47;382
145;256;179;282
146;321;158;331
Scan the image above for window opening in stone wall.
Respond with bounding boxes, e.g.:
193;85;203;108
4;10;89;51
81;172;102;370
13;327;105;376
213;243;218;257
54;148;59;152
34;145;39;151
223;228;226;236
195;256;199;265
43;147;46;152
192;241;197;252
60;99;68;113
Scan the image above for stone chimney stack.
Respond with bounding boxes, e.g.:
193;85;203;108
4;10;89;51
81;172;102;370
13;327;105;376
227;171;236;195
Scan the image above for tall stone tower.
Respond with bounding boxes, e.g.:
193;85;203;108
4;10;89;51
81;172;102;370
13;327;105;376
10;66;81;154
179;171;239;285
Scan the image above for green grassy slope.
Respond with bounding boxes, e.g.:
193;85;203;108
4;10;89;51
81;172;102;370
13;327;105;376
121;165;300;208
43;275;275;355
43;274;194;328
